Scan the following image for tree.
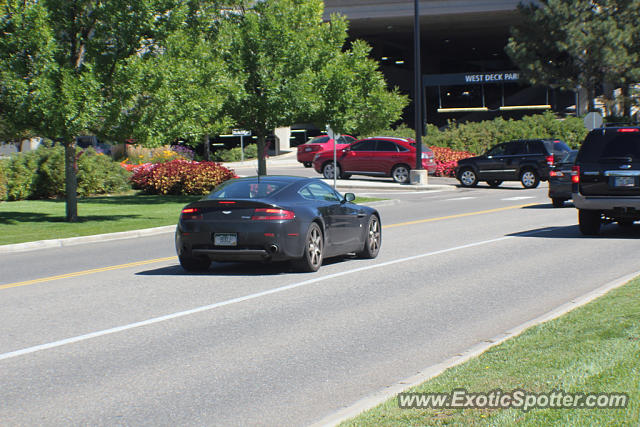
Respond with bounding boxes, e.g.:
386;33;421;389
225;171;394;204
313;39;407;136
105;1;242;159
506;0;640;112
0;0;180;221
222;0;407;175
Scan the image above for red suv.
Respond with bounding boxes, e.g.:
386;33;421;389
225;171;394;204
296;134;356;167
312;137;436;183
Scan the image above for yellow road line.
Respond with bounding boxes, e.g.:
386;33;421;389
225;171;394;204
1;202;537;290
0;256;177;291
383;203;537;228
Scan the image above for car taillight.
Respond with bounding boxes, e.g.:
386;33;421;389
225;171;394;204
421;152;433;159
546;155;554;166
571;165;580;184
181;207;203;220
549;170;559;177
251;208;295;220
617;128;640;133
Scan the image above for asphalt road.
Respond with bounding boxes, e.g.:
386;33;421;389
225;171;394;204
2;181;640;426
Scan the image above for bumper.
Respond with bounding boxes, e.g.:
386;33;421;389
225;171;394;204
175;223;305;262
573;192;640;210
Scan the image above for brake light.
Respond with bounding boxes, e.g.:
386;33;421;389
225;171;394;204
617;128;640;133
571;165;580;184
251;208;295;220
219;201;236;204
549;170;560;177
546;155;554;166
181;207;203;220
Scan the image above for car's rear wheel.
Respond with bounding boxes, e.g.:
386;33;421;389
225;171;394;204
520;169;540;188
578;209;601;235
487;179;502;187
179;255;210;272
322;162;341;180
357;215;381;259
458;168;478;187
293;223;323;272
551;198;566;208
391;164;410;184
303;162;312;168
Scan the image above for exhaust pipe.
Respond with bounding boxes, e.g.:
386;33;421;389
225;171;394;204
267;244;279;255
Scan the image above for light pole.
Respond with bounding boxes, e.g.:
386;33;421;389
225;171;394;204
410;0;427;185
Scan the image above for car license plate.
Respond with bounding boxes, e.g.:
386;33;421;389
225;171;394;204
614;176;636;187
305;147;312;152
214;233;237;246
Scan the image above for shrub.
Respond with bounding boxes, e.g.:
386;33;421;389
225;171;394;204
130;160;236;195
213;144;258;162
430;146;475;177
0;158;8;201
3;145;132;200
77;148;132;196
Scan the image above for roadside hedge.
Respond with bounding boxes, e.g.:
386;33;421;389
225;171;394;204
213;144;258;162
3;144;131;200
368;112;588;154
0;158;8;201
130;160;236;195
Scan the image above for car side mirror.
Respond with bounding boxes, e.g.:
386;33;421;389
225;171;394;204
342;148;350;153
342;193;356;203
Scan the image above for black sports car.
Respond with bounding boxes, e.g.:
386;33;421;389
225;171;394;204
175;176;381;272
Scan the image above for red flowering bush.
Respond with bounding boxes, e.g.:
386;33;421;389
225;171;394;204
130;160;236;195
430;146;475;177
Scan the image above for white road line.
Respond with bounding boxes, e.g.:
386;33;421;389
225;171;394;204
444;197;476;201
0;231;550;362
502;196;535;201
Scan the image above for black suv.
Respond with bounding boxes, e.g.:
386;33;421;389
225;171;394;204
573;126;640;235
456;139;572;188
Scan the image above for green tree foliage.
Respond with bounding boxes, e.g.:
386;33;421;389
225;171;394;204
222;0;407;174
0;0;179;220
105;1;241;156
506;0;640;111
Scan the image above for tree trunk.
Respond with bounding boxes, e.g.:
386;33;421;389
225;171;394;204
64;140;78;222
257;134;267;176
622;84;632;119
202;134;211;161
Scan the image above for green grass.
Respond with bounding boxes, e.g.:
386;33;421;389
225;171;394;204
0;194;385;245
343;278;640;426
0;193;200;245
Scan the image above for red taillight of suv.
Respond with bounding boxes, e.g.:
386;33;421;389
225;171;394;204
571;165;580;184
251;208;295;220
546;155;555;166
617;128;640;133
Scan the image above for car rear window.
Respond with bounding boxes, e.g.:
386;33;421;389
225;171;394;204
542;140;571;154
309;136;330;144
578;131;640;161
206;181;286;199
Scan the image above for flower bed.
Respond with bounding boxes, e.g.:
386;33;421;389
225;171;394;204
430;146;474;177
129;160;236;195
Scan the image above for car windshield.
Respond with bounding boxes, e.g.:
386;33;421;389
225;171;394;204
205;181;286;199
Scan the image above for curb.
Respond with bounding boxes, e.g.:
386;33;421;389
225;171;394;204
310;269;640;427
0;225;176;254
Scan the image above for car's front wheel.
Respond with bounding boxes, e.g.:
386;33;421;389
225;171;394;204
293;223;324;272
520;169;540;188
578;209;601;235
322;162;341;180
391;164;410;184
179;255;210;272
357;215;381;259
458;168;478;187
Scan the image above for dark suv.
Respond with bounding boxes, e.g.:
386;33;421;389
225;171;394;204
456;139;572;188
572;126;640;235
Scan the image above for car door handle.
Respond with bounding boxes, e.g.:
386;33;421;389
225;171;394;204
357;212;366;218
